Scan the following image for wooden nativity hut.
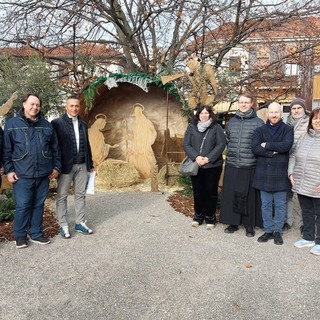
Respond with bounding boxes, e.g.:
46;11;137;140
80;73;188;188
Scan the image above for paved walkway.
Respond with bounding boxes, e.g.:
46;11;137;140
0;191;319;320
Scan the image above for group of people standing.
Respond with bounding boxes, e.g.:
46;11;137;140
1;93;94;249
1;91;319;257
183;94;320;256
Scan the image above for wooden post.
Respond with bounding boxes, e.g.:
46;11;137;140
150;164;159;192
165;91;169;186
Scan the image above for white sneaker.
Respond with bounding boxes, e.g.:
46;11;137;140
192;221;200;228
310;244;320;256
206;224;215;230
294;239;315;248
61;226;71;238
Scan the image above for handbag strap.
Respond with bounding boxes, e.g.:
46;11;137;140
199;129;210;154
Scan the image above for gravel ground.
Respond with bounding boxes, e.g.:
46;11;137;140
0;191;319;320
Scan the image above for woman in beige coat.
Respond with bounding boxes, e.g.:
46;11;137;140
288;108;320;256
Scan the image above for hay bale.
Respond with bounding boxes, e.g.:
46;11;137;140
158;163;180;186
95;159;140;190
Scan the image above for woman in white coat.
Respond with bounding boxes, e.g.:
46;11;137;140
288;108;320;255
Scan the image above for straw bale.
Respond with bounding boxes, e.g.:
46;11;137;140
157;163;180;186
95;159;140;190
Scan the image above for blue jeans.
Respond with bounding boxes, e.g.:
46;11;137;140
260;191;286;233
13;177;49;239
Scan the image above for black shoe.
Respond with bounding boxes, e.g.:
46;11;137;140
224;225;239;233
257;232;273;242
273;232;283;245
245;226;255;237
15;237;28;249
30;236;51;245
282;223;291;233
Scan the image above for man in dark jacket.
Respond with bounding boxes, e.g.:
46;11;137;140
51;95;94;239
220;93;264;237
252;102;294;245
3;93;61;248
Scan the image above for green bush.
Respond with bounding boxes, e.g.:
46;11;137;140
177;174;193;196
0;189;15;222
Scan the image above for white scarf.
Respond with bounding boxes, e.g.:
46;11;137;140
197;119;212;132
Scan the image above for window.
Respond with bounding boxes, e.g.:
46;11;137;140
285;64;299;76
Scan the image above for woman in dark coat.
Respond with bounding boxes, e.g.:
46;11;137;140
183;105;226;229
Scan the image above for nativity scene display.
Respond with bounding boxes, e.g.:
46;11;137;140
88;102;158;187
84;56;219;190
86;84;187;190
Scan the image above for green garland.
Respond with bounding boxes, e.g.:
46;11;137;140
83;72;183;111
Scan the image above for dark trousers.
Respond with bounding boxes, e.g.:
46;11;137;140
298;194;320;245
191;166;222;224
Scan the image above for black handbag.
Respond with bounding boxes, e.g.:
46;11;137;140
179;130;209;176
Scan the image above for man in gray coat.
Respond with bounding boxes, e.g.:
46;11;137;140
284;97;309;233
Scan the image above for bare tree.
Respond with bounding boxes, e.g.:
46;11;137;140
0;0;319;98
